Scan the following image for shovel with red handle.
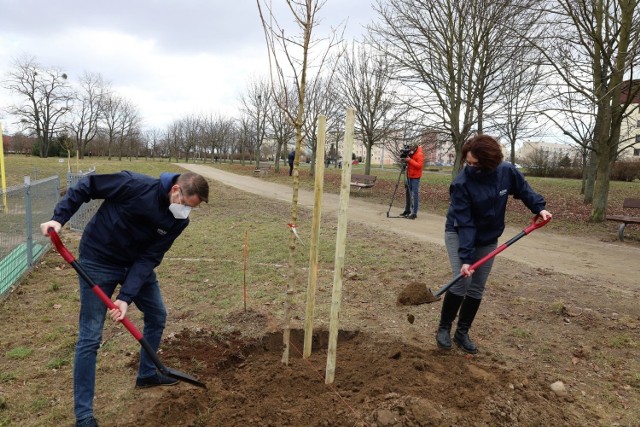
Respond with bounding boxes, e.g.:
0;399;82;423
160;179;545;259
425;215;551;303
48;228;207;389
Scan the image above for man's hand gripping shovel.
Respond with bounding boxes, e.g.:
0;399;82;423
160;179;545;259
48;228;206;389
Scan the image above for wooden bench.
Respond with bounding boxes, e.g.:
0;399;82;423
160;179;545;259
253;165;272;177
350;174;377;192
606;198;640;241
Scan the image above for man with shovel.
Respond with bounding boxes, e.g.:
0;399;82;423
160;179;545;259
40;171;209;427
437;135;551;354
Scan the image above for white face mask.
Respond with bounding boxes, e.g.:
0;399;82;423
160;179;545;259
169;203;191;219
169;187;192;219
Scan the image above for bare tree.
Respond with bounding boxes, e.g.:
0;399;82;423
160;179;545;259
539;0;640;221
370;0;547;174
542;82;596;195
5;56;72;157
301;75;344;175
67;71;107;158
490;55;547;164
240;78;271;167
115;100;141;161
336;42;406;174
267;87;297;172
256;0;344;365
101;93;124;160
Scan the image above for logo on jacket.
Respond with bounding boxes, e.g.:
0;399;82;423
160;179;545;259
499;189;507;196
157;228;168;236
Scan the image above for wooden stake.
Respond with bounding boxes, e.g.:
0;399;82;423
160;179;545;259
303;115;326;358
325;107;355;384
243;230;248;312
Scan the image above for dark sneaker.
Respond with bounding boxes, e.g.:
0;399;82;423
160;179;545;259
400;211;410;217
136;373;179;388
408;214;417;219
75;416;98;427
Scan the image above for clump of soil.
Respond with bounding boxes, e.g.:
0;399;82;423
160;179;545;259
397;281;438;305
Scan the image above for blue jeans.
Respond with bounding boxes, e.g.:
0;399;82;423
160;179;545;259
74;258;167;421
444;232;498;299
405;178;420;214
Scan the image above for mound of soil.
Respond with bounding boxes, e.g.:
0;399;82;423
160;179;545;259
397;282;439;305
124;319;589;426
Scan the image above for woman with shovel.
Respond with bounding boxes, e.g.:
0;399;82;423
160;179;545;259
437;134;552;354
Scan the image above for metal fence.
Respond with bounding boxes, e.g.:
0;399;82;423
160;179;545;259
0;175;60;296
0;169;100;297
67;169;102;232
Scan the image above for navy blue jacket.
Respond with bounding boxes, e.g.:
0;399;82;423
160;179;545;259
52;171;188;303
445;162;546;264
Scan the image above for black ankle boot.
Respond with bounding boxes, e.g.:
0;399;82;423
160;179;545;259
454;296;482;354
435;292;464;350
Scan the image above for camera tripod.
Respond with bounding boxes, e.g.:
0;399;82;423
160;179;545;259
386;162;414;218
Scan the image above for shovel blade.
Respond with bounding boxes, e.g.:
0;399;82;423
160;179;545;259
159;366;207;389
424;288;441;304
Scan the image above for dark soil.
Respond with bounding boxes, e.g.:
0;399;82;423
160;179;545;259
124;311;590;427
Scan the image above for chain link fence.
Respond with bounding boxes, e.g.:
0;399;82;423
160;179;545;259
67;168;102;232
0;176;60;296
0;169;100;297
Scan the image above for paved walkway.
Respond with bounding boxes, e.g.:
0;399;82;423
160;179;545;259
179;163;639;289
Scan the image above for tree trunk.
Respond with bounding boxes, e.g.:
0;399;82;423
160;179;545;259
590;156;612;221
583;149;597;203
365;143;372;175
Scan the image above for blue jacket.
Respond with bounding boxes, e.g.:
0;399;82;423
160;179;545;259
52;171;188;303
445;162;546;264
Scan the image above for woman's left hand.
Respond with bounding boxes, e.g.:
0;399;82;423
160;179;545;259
539;210;552;221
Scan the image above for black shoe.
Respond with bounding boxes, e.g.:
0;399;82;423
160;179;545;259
400;211;410;217
436;327;452;350
454;330;478;354
136;373;179;388
75;417;98;427
407;214;417;219
435;292;464;351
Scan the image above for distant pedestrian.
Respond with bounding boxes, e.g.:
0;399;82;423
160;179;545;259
288;148;295;176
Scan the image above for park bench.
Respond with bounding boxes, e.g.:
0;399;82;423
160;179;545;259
350;174;377;192
253;165;272;177
606;198;640;241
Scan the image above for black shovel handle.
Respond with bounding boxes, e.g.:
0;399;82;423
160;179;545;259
433;215;550;299
48;229;207;389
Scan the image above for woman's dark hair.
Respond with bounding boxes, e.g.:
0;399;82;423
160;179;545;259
461;134;504;170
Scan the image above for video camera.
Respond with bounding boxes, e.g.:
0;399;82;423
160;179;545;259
400;145;415;159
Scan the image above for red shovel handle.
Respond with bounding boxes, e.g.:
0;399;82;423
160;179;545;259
48;228;76;263
523;214;551;234
47;229;207;388
48;228;143;340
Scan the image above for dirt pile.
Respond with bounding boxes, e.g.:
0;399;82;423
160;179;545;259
123;314;592;427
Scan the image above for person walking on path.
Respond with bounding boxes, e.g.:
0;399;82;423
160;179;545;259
288;148;296;176
40;171;209;427
437;135;552;354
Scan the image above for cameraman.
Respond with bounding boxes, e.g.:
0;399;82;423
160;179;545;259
400;143;424;219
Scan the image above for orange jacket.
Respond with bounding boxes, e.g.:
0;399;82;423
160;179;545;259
407;145;424;178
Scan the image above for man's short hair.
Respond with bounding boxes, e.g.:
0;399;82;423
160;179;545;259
177;173;209;203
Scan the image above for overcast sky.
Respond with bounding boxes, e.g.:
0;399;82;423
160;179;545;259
0;0;377;134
